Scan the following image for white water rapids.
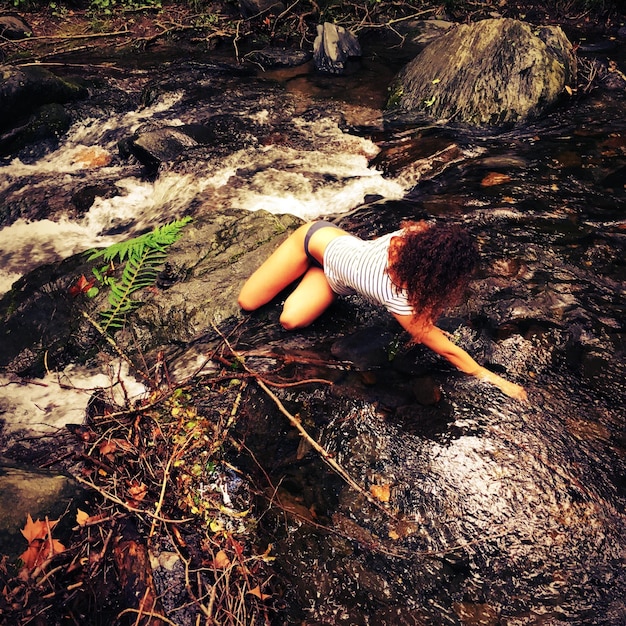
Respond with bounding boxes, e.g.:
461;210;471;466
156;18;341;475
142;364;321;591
0;90;418;296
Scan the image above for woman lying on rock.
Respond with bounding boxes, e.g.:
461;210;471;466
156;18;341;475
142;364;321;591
238;220;527;400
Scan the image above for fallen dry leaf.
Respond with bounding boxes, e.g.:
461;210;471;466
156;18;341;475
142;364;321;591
76;509;107;527
69;274;96;297
98;440;117;458
20;538;66;570
19;514;65;570
76;509;90;527
248;585;272;601
370;484;391;503
126;481;148;507
70;146;113;168
481;171;512;187
213;549;231;569
20;514;58;544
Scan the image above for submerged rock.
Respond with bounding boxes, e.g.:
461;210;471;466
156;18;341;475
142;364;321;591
388;18;577;126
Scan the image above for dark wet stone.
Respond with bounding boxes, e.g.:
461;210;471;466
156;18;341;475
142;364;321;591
372;605;434;625
200;114;262;147
126;126;201;171
602;165;626;191
330;327;396;370
411;376;442;405
0;102;72;159
0;65;87;133
71;183;120;214
238;0;285;18
123;115;262;172
0;13;32;40
246;47;312;68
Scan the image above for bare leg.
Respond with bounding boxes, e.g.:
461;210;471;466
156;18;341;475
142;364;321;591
280;266;337;329
237;223;311;311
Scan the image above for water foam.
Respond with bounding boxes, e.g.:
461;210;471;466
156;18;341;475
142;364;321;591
0;361;147;438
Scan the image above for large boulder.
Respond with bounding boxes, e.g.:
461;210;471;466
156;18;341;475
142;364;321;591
0;209;302;376
0;65;87;132
387;18;577;126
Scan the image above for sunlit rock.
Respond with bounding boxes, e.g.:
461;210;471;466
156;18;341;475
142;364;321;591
0;209;302;376
0;465;84;559
388;18;577;126
313;22;361;74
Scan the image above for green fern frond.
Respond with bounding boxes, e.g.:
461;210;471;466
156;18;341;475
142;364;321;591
87;217;192;264
87;216;192;334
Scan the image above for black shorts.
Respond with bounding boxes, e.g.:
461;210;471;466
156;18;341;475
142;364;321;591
303;221;338;269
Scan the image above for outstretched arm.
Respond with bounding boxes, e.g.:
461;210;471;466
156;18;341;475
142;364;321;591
393;314;528;401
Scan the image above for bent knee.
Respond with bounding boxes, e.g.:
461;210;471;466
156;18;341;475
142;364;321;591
279;309;310;330
280;299;332;329
238;291;258;312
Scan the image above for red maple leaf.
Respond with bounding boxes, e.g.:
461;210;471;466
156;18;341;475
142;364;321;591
69;274;96;297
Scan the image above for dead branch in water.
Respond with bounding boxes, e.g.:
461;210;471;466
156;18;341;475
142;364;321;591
212;323;400;522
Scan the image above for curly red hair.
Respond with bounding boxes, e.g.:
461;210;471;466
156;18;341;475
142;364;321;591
387;221;479;323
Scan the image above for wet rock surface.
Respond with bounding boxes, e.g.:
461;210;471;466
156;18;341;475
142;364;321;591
0;65;87;132
0;208;301;376
1;177;625;622
0;463;86;560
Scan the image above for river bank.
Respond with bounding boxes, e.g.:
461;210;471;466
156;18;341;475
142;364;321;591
1;0;625;68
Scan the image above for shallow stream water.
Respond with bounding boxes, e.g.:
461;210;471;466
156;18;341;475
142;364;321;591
1;33;625;625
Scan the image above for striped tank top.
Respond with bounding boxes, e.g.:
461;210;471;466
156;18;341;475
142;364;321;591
323;231;414;316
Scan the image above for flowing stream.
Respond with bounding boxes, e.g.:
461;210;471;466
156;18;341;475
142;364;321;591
1;36;625;624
